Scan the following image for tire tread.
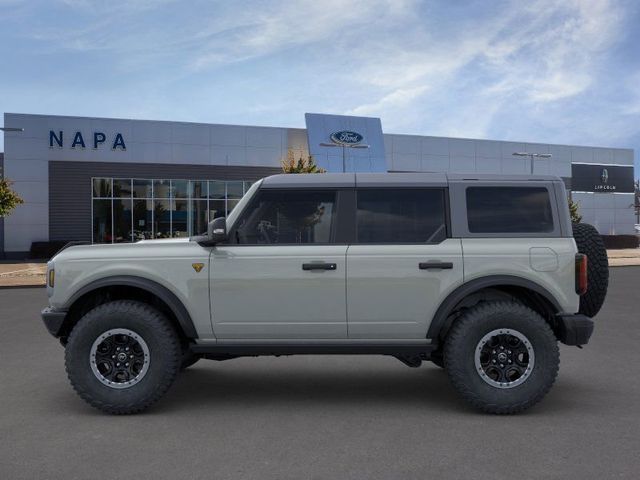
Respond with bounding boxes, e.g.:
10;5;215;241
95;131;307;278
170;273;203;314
444;301;559;414
65;300;181;415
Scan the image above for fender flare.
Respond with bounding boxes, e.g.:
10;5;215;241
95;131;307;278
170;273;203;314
426;275;562;340
64;275;198;338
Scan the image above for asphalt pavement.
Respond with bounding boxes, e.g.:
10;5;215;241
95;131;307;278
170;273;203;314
1;267;639;479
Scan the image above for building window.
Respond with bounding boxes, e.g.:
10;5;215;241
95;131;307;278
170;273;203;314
91;178;253;243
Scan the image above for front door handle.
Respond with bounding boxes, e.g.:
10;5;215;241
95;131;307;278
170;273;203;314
302;262;337;271
419;261;453;270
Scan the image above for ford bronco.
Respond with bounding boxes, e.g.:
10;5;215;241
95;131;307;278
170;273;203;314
41;173;608;414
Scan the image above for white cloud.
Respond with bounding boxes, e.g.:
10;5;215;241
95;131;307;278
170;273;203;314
190;0;415;70
345;85;429;116
2;0;636;156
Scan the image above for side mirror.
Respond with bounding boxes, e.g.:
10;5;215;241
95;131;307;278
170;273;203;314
207;217;228;244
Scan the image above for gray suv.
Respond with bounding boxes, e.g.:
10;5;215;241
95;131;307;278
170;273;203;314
41;173;608;414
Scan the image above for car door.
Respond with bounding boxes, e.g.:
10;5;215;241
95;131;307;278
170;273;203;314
346;187;463;339
209;188;348;339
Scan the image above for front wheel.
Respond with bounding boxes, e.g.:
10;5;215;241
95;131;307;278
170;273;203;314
444;301;559;414
65;300;182;414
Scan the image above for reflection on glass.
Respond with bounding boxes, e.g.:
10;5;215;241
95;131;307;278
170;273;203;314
226;181;244;199
234;190;336;244
209;200;226;220
173;180;188;199
153;200;171;238
172;200;188;237
133;200;153;240
191;200;208;236
153;180;171;198
133;179;152;198
93;178;112;197
208;181;225;199
113;199;133;242
113;179;132;198
227;199;240;215
93;177;253;243
192;181;207;199
93;199;112;243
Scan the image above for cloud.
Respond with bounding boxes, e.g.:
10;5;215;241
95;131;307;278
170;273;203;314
1;0;637;163
341;0;627;135
189;0;415;70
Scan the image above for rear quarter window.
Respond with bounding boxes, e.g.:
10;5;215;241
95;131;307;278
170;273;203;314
466;186;554;234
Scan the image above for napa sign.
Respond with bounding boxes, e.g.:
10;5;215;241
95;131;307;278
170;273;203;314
49;130;127;150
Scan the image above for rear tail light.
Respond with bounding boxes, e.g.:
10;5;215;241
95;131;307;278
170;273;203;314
575;254;587;295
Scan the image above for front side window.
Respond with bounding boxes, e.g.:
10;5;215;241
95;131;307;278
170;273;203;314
233;190;336;244
356;189;447;243
466;186;554;233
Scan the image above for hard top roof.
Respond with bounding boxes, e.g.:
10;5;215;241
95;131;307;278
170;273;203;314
260;172;561;188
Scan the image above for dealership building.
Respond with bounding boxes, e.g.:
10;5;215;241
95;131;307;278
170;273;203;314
0;112;635;259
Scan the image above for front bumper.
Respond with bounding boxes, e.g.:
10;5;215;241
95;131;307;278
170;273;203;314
555;313;594;346
41;307;68;338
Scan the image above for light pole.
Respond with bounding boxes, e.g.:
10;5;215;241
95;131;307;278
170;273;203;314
320;142;370;172
512;152;552;174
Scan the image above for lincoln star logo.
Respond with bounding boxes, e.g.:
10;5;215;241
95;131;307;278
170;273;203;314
192;263;204;273
601;168;609;184
330;130;364;146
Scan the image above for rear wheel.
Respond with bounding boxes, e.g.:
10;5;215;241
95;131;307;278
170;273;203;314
572;222;609;317
444;301;559;414
65;300;182;414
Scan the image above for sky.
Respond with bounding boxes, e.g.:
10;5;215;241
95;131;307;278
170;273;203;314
1;0;639;177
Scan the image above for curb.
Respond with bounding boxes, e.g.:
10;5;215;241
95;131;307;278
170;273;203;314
0;284;46;290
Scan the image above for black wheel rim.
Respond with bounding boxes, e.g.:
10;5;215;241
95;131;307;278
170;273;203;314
90;329;150;389
474;329;535;389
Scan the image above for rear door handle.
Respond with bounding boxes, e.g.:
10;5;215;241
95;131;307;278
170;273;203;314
302;262;337;271
419;261;453;270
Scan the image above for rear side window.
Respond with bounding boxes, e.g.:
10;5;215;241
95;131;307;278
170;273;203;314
356;189;447;243
466;187;554;233
233;189;336;244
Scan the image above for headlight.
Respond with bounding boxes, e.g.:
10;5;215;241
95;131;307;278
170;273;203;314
48;268;55;288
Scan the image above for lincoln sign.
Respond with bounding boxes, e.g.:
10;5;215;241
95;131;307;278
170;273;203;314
571;163;634;193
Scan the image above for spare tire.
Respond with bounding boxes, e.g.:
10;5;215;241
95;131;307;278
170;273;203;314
572;223;609;317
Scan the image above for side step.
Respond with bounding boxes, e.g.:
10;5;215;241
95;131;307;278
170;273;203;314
190;342;437;357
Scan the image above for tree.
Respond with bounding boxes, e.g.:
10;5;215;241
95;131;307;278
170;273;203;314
569;198;582;224
0;178;24;217
281;149;326;174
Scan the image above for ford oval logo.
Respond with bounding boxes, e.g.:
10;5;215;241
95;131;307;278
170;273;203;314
330;130;363;145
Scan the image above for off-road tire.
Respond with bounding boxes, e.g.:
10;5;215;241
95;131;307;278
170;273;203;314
572;222;608;317
444;301;559;414
65;300;181;414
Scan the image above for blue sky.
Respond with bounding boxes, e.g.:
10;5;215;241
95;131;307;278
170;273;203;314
1;0;639;177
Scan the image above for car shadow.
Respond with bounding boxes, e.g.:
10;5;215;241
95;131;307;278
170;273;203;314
154;361;472;414
52;359;591;416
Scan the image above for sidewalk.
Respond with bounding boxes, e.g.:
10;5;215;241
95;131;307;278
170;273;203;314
1;250;638;288
0;262;47;287
607;249;640;267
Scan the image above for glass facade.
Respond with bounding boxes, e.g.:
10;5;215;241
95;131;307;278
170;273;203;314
92;178;252;243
